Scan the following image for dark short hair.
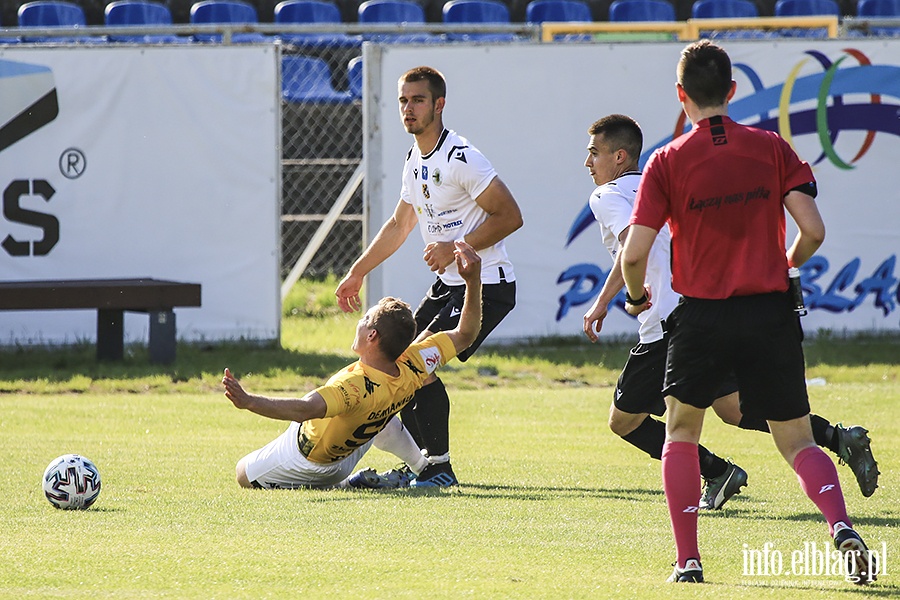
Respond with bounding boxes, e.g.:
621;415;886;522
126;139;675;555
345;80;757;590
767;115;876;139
588;114;643;161
399;66;447;101
370;297;416;361
677;40;733;108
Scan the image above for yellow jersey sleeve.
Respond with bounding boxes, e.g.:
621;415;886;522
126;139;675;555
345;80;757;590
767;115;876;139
315;363;367;419
399;331;457;377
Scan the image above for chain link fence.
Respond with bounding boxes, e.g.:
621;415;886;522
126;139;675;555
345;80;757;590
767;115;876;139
281;43;364;282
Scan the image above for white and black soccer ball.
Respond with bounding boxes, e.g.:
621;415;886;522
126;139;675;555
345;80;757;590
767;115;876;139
42;454;102;510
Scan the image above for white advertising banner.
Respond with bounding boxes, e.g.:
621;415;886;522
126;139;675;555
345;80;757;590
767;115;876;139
365;40;900;340
0;45;280;344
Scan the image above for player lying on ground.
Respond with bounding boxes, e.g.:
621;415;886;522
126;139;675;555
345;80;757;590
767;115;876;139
222;241;483;489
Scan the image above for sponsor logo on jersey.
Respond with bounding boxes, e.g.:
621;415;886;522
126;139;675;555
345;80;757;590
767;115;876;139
423;204;436;219
443;219;463;231
422;183;430;199
422;165;428;180
363;376;379;397
418;346;443;374
432;168;442;186
449;145;469;163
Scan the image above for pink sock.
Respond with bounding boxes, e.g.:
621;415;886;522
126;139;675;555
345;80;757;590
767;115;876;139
662;441;701;566
793;446;851;535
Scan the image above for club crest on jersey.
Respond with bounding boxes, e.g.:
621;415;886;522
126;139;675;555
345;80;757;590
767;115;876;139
432;168;442;186
422;184;430;199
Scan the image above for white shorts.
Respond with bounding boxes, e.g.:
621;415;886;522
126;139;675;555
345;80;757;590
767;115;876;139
241;421;375;489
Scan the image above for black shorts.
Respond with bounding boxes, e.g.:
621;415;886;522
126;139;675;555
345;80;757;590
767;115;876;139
615;335;739;416
414;275;516;362
663;293;809;422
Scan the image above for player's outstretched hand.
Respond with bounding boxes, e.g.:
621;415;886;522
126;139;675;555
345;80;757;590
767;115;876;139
222;368;252;409
454;240;481;284
335;274;363;313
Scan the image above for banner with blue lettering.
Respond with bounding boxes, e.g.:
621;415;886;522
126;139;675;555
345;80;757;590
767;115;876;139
369;40;899;340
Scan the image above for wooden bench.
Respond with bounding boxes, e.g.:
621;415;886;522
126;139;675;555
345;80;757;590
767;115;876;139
0;278;201;364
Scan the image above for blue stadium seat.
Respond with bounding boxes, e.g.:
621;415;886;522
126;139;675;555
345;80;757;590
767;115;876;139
774;0;839;36
347;55;362;98
282;54;353;102
357;0;441;43
105;1;188;43
691;0;758;17
608;0;675;21
443;0;517;41
274;0;362;48
190;0;272;43
774;0;839;13
856;0;900;35
18;1;103;42
525;0;592;21
691;0;767;37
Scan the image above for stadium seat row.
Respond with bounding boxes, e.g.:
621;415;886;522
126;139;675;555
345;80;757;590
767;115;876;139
2;0;898;27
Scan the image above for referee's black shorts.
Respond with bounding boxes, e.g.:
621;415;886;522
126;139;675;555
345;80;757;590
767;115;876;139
663;292;809;422
414;273;516;362
615;332;738;416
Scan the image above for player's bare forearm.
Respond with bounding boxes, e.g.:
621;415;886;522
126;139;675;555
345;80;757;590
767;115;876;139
336;201;417;311
784;190;825;267
222;369;326;422
447;242;483;353
621;225;656;299
350;206;415;277
600;250;626;306
584;252;625;341
466;178;523;251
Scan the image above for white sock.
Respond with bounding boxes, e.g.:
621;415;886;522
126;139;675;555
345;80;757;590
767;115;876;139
373;417;429;475
426;452;450;465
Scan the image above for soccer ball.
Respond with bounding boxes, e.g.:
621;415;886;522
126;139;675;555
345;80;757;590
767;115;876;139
42;454;102;510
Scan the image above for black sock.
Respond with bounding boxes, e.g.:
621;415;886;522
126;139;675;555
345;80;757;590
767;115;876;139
738;415;770;433
620;416;728;478
400;402;424;450
810;414;838;453
410;378;451;457
620;416;666;460
698;446;728;479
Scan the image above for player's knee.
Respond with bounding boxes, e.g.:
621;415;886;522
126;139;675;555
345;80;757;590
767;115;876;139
608;407;642;437
235;459;254;489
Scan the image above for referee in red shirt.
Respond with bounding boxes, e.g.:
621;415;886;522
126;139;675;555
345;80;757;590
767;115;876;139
621;40;876;585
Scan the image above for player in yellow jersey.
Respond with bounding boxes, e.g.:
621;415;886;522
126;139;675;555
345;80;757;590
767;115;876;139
222;241;483;489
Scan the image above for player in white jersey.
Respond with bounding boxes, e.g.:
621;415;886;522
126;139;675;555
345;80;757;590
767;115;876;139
336;66;523;487
582;114;878;509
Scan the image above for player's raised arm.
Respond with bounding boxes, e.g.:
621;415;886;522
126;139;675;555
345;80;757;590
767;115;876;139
445;241;483;354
